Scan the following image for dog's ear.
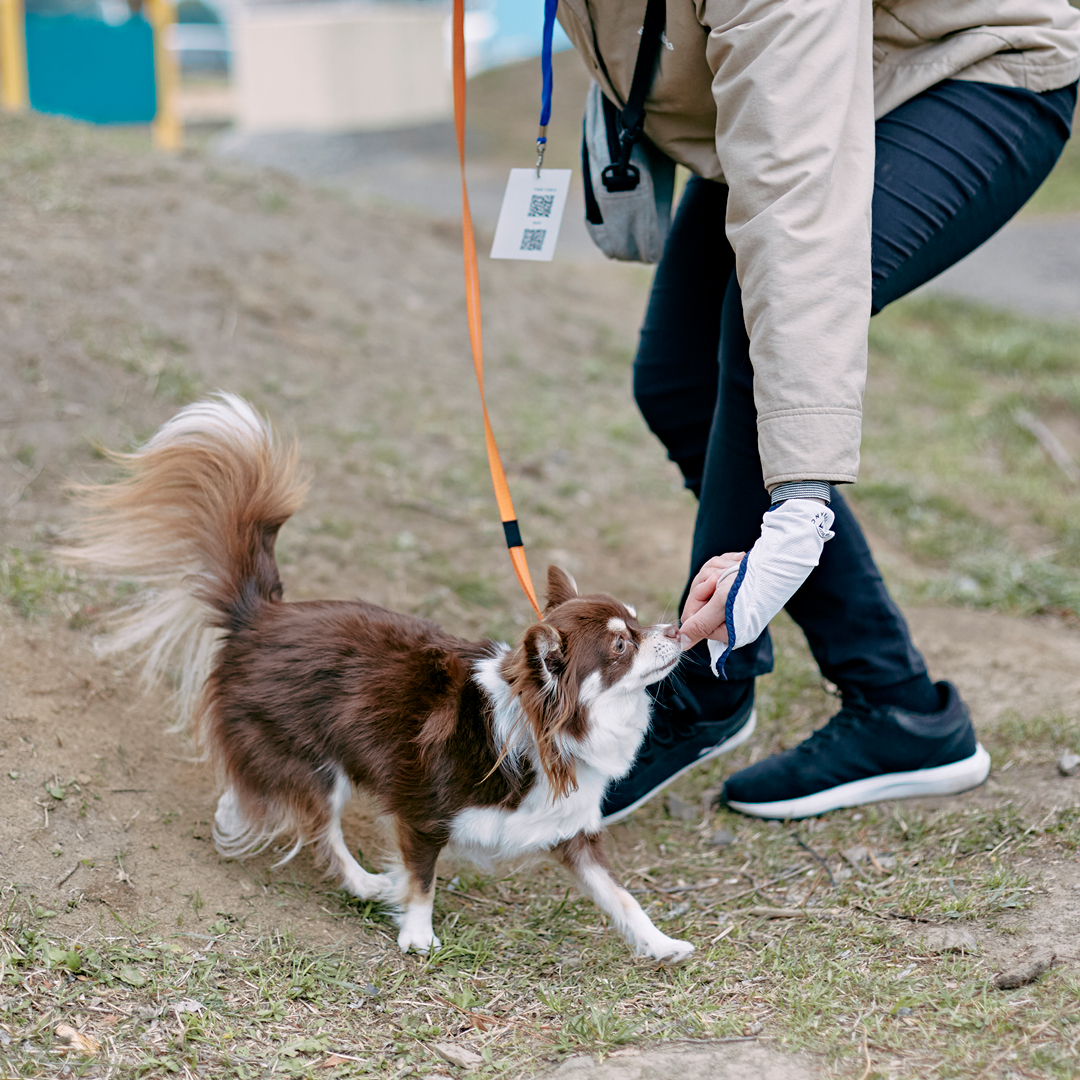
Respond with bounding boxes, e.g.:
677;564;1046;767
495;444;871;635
523;622;564;685
545;565;579;612
504;622;579;799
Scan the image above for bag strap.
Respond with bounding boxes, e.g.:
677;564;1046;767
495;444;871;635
602;0;666;192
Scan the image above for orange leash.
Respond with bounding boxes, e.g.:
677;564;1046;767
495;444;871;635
452;0;543;620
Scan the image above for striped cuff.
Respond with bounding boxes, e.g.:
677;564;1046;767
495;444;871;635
770;480;832;505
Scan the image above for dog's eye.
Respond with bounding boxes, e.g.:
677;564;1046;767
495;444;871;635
614;637;626;653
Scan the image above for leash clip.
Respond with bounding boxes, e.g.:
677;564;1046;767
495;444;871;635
536;131;547;177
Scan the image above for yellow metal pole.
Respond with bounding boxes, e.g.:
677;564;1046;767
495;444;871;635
147;0;181;150
0;0;28;113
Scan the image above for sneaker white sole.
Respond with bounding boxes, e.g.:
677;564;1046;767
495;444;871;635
725;742;992;820
602;709;757;826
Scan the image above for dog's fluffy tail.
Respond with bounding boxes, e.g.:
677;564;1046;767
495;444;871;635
66;394;308;733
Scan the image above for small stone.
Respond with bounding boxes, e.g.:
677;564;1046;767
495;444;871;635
666;793;698;821
993;950;1056;990
1057;752;1080;777
743;1020;764;1035
700;786;723;812
433;1043;484;1069
708;829;736;848
895;1006;913;1017
875;854;898;870
842;845;869;866
555;1055;598;1074
923;928;978;955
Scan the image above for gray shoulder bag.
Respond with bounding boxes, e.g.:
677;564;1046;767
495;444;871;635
581;0;674;264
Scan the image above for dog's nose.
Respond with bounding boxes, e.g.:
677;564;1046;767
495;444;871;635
662;624;680;640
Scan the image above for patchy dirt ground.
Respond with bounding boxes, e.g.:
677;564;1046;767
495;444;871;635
5;601;1080;971
3;102;1080;1078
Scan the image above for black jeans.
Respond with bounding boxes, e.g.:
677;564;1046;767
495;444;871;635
635;79;1077;697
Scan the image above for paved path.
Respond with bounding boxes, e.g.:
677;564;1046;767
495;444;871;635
218;123;1080;320
216;125;605;264
916;213;1080;321
543;1045;821;1080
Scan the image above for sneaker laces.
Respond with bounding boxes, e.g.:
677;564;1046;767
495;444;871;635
793;701;872;756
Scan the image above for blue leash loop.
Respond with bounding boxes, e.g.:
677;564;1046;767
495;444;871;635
536;0;558;173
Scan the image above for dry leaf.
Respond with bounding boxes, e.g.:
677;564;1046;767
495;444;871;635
54;1024;101;1056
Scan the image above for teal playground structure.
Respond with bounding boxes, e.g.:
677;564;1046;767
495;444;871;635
0;0;180;147
26;6;156;123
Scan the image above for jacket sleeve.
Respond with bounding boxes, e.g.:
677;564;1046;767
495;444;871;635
702;0;876;488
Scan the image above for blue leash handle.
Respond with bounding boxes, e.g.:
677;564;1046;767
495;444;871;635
538;0;558;142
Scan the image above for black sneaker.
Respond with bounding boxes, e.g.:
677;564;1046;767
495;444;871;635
720;682;990;820
601;677;756;825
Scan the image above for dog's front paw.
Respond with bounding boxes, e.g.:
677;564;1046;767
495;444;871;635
640;936;695;966
397;928;441;955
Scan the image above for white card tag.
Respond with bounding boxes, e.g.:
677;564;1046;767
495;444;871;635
489;168;572;261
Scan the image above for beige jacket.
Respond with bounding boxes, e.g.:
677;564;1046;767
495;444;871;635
558;0;1080;488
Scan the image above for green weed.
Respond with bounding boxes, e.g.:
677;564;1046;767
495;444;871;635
0;548;77;617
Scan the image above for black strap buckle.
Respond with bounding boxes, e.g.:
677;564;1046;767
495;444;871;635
600;162;641;192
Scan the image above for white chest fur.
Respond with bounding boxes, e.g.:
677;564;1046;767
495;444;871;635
448;763;610;860
452;652;652;863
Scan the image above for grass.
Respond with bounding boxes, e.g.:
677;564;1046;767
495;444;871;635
3;767;1080;1080
855;295;1080;619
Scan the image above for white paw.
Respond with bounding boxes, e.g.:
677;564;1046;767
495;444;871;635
397;928;441;955
640;936;695;966
341;871;394;903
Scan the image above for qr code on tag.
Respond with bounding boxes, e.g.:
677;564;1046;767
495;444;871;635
520;228;547;252
527;194;555;218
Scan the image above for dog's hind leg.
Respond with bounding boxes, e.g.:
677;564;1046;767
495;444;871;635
554;832;694;965
321;769;395;902
213;786;272;858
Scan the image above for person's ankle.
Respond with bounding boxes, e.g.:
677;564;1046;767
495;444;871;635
854;674;943;716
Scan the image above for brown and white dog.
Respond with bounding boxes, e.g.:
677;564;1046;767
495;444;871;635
68;395;692;963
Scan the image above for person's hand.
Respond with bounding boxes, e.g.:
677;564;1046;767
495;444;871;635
677;499;837;673
678;552;745;649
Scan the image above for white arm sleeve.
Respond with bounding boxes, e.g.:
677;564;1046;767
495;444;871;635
706;499;835;677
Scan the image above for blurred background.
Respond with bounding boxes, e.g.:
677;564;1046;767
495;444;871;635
5;0;579;131
1;0;598;248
